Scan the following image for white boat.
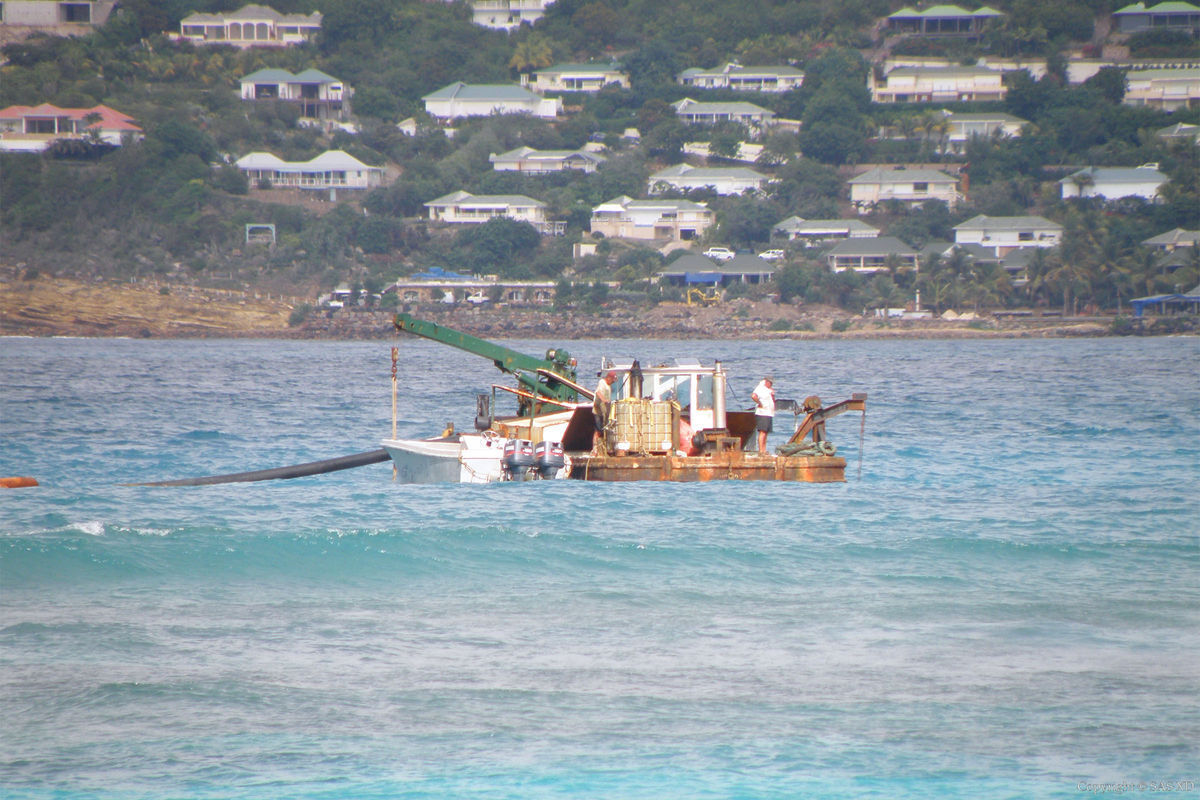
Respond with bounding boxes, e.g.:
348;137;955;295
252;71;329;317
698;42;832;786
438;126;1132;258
382;410;577;484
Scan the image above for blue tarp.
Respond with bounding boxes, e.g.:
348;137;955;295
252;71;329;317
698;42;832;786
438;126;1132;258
1130;292;1200;317
684;272;723;285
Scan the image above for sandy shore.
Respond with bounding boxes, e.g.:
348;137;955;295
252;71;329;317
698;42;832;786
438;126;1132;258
2;272;1190;340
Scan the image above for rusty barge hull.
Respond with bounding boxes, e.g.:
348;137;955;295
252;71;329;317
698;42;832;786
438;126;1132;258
569;452;848;482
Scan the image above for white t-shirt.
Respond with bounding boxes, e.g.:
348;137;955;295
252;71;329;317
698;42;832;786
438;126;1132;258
752;380;775;417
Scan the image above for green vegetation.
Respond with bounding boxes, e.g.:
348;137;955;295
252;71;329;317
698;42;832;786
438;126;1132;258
1;0;1197;317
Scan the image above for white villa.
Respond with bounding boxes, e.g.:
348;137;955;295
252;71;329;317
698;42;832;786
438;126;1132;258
871;66;1007;103
239;69;351;119
887;4;1005;35
772;217;881;243
941;111;1026;153
1123;68;1200;111
672;98;776;131
849;167;961;212
826;237;920;274
525;63;629;93
235;150;384;192
489;146;606;174
425;191;563;235
1143;227;1200;250
648;164;770;195
1059;164;1168;201
421;82;561;121
0;102;142;152
677;63;805;92
953;215;1063;256
589;196;714;242
0;0;116;34
175;4;321;47
470;0;555;30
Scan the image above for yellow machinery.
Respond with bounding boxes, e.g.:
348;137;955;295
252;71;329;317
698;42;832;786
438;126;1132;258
687;286;720;306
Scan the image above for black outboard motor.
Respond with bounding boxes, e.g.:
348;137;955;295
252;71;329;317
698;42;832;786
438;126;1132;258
534;441;565;479
502;438;535;480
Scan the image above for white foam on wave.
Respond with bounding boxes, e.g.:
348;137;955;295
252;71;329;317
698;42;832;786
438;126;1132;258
70;520;106;536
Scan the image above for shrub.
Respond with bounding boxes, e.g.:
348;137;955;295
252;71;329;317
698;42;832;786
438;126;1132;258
767;318;792;331
288;303;313;326
831;319;853;332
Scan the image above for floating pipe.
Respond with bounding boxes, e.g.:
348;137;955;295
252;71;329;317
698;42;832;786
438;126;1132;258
127;449;391;487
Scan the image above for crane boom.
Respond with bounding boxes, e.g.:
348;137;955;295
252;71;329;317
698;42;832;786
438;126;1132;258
393;313;580;405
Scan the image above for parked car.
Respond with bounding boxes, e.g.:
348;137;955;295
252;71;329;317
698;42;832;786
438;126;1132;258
703;246;735;261
466;290;490;305
758;249;786;261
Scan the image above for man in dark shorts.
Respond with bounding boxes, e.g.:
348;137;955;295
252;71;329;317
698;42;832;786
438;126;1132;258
751;375;775;453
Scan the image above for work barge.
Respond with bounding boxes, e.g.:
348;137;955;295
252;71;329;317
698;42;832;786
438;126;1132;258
384;314;866;484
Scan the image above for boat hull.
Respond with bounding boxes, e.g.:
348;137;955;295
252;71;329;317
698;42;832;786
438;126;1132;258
568;451;847;482
382;436;507;484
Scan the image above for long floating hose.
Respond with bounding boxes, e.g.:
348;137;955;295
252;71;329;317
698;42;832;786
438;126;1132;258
128;449;391;487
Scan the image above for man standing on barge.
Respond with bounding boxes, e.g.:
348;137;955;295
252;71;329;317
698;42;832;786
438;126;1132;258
751;375;775;454
593;370;617;453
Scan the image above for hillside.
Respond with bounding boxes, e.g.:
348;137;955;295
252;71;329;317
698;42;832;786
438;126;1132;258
1;0;1198;323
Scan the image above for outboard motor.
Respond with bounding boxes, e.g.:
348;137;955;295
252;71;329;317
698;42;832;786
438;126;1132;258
534;441;566;479
501;438;535;480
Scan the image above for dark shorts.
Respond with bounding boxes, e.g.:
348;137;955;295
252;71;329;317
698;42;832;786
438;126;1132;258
755;415;773;433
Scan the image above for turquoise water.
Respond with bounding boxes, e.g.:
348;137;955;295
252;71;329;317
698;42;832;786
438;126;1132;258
2;336;1198;799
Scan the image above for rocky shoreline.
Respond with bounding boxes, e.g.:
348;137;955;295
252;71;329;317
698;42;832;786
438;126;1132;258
3;272;1194;341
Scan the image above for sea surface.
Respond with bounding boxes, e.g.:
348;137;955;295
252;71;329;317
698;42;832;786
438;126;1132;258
1;335;1198;800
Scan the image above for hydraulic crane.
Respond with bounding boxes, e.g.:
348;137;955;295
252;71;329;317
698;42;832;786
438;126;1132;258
393;313;583;410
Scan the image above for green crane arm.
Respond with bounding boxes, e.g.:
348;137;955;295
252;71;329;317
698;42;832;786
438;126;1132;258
393;313;580;405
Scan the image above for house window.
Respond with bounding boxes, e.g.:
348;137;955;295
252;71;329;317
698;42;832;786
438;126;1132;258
1018;232;1033;241
60;3;92;23
913;182;928;193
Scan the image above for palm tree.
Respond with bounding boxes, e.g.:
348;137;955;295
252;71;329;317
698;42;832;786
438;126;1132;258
509;33;553;76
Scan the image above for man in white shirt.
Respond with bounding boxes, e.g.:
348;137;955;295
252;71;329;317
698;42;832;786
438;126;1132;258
751;375;775;453
592;370;617;453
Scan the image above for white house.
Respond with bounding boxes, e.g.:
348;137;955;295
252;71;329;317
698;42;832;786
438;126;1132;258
526;63;629;93
489;146;605;174
0;102;142;152
953;215;1063;256
589;196;714;242
871;66;1007;103
1157;122;1200;143
849;167;960;212
648;164;770;195
1142;227;1200;250
677;63;804;92
235;150;384;192
421;82;562;121
0;0;116;34
940;111;1026;153
1112;1;1200;34
825;237;920;274
175;4;321;47
470;0;555;30
773;217;881;243
239;69;351;119
1059;164;1168;201
425;191;563;235
1123;68;1200;111
887;4;1005;35
672;98;775;131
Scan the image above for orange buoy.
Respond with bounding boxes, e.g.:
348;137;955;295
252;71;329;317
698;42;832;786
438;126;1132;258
0;477;38;488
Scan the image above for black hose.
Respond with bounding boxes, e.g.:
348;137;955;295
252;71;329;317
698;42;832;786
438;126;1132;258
128;449;391;487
